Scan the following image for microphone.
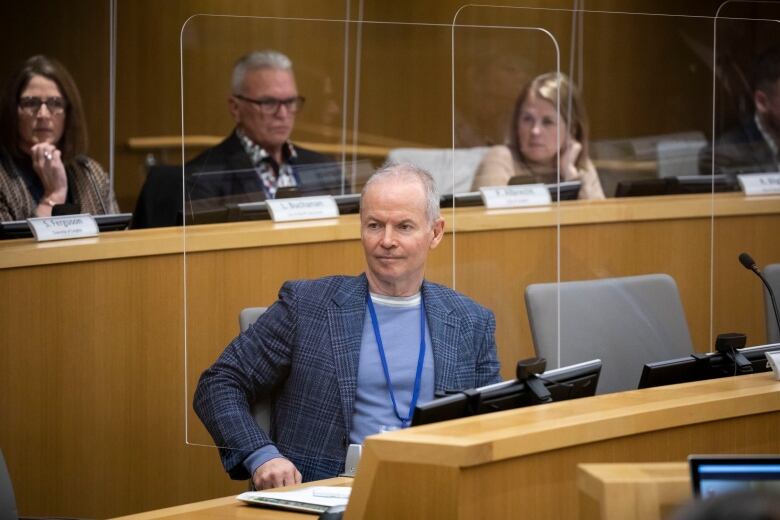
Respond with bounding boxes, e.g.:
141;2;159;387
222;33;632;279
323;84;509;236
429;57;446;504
738;252;780;341
739;252;757;272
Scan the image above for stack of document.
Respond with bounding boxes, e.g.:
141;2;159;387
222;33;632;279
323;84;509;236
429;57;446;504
237;486;351;514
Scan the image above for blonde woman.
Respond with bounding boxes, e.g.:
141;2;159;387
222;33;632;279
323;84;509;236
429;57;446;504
472;72;604;200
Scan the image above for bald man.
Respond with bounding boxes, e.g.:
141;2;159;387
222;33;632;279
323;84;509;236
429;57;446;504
194;163;501;489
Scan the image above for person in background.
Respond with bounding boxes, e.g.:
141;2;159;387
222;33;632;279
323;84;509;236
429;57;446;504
0;55;118;221
472;72;605;200
186;49;340;205
699;45;780;176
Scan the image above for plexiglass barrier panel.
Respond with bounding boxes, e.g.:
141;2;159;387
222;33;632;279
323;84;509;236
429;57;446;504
451;12;561;381
453;5;778;395
712;1;780;349
182;6;780;457
181;16;517;448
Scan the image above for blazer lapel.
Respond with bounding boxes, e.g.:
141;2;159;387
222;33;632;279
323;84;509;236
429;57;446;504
327;275;369;433
422;282;461;393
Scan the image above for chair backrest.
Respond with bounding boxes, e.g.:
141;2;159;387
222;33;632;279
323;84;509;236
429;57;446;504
131;165;184;229
525;274;694;394
239;307;271;432
656;132;707;178
386;147;490;194
764;264;780;344
0;449;17;520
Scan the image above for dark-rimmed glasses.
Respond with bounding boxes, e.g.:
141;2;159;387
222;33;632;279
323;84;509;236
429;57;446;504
234;94;305;115
18;96;67;116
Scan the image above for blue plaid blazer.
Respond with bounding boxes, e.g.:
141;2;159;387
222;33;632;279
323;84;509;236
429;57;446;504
193;274;501;482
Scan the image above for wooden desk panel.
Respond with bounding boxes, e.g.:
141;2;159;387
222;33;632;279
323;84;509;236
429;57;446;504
102;375;780;519
111;477;352;520
345;374;780;519
577;463;689;520
1;193;778;518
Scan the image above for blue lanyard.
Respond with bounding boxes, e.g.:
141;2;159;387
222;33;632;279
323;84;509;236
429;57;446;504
365;293;427;428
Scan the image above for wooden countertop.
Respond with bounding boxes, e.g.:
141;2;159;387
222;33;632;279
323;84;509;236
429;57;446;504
1;192;778;270
360;372;780;468
111;477;353;520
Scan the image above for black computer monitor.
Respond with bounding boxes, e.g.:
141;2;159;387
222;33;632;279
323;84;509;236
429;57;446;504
670;175;739;194
637;343;780;389
508;177;581;201
0;213;132;240
614;177;670;197
615;175;738;198
411;359;602;426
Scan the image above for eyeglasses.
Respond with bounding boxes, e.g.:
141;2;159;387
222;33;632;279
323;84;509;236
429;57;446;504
18;96;67;116
234;94;305;115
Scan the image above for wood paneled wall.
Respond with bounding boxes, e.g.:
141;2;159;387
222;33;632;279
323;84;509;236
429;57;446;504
2;1;776;211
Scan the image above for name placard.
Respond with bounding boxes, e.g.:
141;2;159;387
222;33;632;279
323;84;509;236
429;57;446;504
738;172;780;196
27;214;99;242
480;185;552;209
266;196;340;222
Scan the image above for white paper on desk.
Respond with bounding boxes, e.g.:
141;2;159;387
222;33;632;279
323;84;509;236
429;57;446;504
238;486;350;507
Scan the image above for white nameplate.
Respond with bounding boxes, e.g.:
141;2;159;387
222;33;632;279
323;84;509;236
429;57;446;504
766;351;780;381
738;172;780;196
27;214;99;242
266;196;339;222
480;185;552;209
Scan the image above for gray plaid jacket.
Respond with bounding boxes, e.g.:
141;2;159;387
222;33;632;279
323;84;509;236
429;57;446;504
193;274;501;482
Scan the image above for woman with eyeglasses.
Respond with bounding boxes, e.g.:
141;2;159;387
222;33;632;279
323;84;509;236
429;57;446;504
0;55;118;221
472;72;605;200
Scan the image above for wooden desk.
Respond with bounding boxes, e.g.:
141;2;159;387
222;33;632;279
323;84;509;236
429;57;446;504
111;478;352;520
342;373;780;519
110;374;780;519
1;193;779;518
578;463;689;520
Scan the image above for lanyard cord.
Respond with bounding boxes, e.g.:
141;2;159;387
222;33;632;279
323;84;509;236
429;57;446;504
365;293;427;428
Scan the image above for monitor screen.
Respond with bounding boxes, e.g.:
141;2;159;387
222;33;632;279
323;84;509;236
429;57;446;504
411;359;602;427
690;455;780;498
615;174;738;198
637;343;780;389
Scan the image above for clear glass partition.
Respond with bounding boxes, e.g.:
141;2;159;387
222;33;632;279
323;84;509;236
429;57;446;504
450;5;779;395
711;1;780;350
183;5;779;449
181;15;486;446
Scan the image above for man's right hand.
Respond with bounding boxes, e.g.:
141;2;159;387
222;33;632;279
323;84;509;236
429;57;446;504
252;458;302;490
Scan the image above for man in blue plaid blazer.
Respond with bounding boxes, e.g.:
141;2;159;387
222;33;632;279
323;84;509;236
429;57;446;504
194;163;501;489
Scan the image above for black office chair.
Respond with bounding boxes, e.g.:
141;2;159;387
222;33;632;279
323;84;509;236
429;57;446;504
0;449;17;520
131;165;184;229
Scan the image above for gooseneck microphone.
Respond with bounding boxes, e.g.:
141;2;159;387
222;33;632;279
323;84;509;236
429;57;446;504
739;252;780;339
